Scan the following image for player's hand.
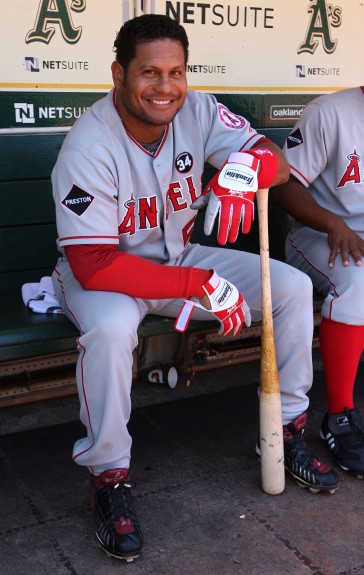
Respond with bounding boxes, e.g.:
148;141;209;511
175;269;251;336
191;152;259;245
327;218;364;267
191;149;278;245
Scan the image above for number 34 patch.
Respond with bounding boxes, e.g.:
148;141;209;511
175;151;193;173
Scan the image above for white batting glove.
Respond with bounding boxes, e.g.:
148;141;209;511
175;270;251;336
192;149;279;245
191;152;259;245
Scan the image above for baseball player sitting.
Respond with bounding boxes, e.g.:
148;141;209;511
272;87;364;482
51;14;339;563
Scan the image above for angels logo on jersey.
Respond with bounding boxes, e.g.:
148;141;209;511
338;149;361;188
118;197;157;235
217;104;246;130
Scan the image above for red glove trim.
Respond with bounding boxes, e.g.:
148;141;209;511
245;148;278;189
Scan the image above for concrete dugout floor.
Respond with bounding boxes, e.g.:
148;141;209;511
1;354;364;575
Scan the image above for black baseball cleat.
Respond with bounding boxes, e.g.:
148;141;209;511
256;412;340;494
283;413;340;493
91;468;143;562
320;408;364;479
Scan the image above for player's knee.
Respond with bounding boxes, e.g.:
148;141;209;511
348;272;364;301
94;308;139;349
334;273;364;323
294;269;313;301
276;264;313;305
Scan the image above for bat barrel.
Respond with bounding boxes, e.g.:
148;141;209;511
259;391;285;494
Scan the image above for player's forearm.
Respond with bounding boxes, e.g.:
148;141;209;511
272;177;340;234
252;142;290;187
64;244;210;300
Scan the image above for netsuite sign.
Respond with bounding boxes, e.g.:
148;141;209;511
14;102;89;124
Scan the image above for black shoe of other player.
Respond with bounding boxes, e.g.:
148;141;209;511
283;413;340;493
320;407;364;479
256;413;339;493
91;468;143;562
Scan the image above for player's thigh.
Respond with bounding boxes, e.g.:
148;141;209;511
155;243;310;322
53;258;144;344
286;228;364;323
286;228;364;296
286;230;334;294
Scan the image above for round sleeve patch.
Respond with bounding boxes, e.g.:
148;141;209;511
217;103;246;130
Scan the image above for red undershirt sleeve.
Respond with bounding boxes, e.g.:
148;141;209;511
64;244;211;300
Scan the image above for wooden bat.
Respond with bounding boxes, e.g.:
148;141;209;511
256;188;285;495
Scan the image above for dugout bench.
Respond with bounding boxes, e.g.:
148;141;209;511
0;127;323;407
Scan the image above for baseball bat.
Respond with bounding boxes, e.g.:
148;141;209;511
256;188;285;495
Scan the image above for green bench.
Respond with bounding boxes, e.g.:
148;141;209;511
0;127;321;406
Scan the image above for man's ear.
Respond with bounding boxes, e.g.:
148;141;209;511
111;61;124;89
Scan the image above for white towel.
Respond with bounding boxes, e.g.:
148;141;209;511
21;276;64;314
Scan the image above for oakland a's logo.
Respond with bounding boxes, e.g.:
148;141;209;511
26;0;86;45
298;0;342;55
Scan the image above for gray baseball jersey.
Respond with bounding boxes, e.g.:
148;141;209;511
284;87;364;234
52;89;264;263
283;87;364;325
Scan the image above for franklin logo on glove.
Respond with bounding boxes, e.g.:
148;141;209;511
225;169;255;187
217;282;232;305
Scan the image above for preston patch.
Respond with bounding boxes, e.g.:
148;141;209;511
61;185;95;216
286;128;304;149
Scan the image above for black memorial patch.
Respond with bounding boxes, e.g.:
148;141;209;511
286;128;304;150
175;151;193;173
61;185;95;216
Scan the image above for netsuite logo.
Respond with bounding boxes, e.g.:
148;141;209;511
25;57;40;72
24;56;89;72
296;64;340;77
14;103;35;123
14;102;88;123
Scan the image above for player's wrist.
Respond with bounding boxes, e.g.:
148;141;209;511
245;148;278;188
199;294;211;310
325;213;345;233
188;268;213;299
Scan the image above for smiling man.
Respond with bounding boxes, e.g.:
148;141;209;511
51;14;338;563
112;39;187;139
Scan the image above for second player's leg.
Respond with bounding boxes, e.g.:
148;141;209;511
286;229;364;478
286;229;364;325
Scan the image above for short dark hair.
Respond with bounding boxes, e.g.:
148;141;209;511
113;14;189;71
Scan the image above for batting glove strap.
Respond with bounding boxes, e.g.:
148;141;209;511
244;148;279;189
175;270;251;336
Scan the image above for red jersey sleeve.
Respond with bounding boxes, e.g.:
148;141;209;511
64;244;210;300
